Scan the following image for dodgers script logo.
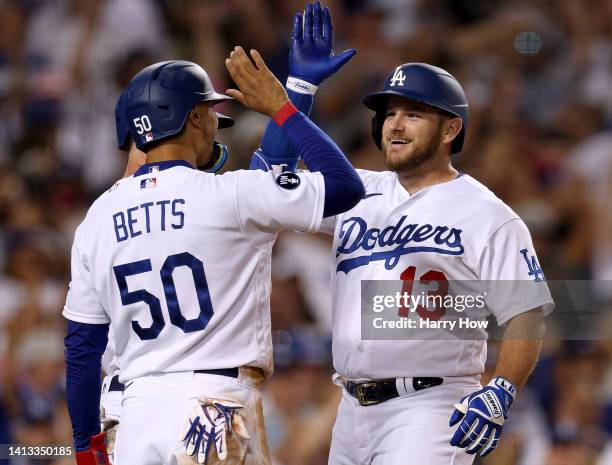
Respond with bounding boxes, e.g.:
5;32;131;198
336;216;464;273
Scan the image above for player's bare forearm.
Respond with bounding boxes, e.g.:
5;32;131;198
492;308;545;389
449;308;545;456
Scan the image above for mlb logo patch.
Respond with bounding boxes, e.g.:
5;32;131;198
144;132;154;143
140;177;157;189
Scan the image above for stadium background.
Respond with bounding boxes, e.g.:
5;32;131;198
0;0;611;463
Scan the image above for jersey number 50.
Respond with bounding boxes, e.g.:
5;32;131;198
113;252;213;340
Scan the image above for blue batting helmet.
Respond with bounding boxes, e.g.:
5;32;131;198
120;60;234;172
363;63;469;154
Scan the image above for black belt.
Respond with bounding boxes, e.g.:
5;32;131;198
345;377;443;406
194;368;239;378
111;368;239;392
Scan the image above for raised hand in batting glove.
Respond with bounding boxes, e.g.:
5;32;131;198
449;376;517;457
289;1;356;88
252;2;354;175
181;397;250;465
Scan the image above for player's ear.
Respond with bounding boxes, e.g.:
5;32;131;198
443;117;462;146
188;108;203;130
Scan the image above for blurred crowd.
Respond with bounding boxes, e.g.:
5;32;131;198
0;0;610;464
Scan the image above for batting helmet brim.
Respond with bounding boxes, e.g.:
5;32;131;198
202;91;234;129
199;90;233;104
216;112;234;129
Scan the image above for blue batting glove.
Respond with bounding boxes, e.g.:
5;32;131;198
449;376;517;457
288;2;356;87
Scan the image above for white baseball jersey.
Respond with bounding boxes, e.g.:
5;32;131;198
101;327;119;376
320;170;554;379
63;163;324;383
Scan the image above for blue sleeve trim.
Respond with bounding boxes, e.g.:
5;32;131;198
280;112;364;217
65;320;109;451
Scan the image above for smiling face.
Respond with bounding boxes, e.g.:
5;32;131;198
381;96;458;172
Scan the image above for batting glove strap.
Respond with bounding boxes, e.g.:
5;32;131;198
490;376;517;410
449;377;516;457
287;77;318;95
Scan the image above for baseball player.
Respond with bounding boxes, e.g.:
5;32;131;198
63;48;364;465
98;6;357;461
253;5;554;464
96;82;243;464
323;64;553;465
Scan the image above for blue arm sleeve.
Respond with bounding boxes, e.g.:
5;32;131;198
279;111;364;217
65;320;109;451
250;89;313;171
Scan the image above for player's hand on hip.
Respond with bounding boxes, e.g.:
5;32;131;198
225;47;289;118
289;1;356;85
449;376;517;457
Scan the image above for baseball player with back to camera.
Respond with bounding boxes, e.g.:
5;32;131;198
251;3;554;464
62;43;365;465
95;4;357;463
95;87;240;463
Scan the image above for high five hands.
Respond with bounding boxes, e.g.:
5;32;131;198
225;47;289;118
290;1;357;86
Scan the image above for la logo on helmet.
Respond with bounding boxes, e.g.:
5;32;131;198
390;67;406;87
